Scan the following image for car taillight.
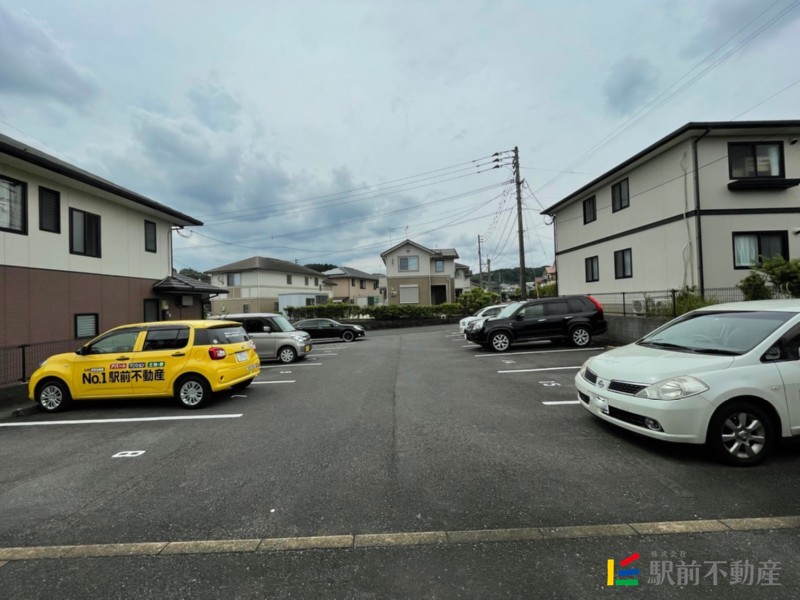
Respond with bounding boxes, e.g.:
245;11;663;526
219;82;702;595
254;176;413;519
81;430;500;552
208;347;227;360
587;295;604;313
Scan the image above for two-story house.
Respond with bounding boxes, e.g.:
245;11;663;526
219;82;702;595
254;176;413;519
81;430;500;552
454;263;474;298
323;266;381;306
542;120;800;297
0;132;214;348
380;239;461;305
206;256;335;315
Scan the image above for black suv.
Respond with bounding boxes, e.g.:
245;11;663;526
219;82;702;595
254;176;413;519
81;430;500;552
464;295;606;351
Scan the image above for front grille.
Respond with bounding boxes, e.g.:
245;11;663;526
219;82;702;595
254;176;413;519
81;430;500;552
584;369;598;384
608;381;647;395
607;406;648;428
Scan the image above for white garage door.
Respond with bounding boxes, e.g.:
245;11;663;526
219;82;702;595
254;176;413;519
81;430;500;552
399;285;419;304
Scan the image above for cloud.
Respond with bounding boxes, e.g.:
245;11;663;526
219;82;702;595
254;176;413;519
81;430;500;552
602;57;659;116
187;77;242;131
0;6;98;107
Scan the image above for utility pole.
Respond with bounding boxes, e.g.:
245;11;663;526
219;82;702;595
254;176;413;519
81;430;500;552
477;235;484;289
487;258;492;290
514;146;527;299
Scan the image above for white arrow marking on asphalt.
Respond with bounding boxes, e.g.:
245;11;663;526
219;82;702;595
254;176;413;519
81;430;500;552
113;451;146;458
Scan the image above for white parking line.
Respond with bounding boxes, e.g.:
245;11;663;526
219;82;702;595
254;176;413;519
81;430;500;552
251;380;296;384
262;363;320;369
477;348;605;357
542;400;581;406
0;414;243;427
498;366;581;374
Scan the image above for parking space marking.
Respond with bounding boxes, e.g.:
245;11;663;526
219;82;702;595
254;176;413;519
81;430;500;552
498;366;581;374
2;515;798;561
251;381;296;385
476;348;605;358
0;414;243;428
262;363;320;368
542;400;581;406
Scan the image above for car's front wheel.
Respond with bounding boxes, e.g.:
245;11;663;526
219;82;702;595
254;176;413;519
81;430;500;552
707;401;776;466
36;379;71;412
489;331;511;352
342;330;355;342
278;346;297;363
569;325;592;347
175;375;211;409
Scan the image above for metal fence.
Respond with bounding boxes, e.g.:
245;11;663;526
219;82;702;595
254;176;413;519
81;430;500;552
590;286;792;318
0;338;90;387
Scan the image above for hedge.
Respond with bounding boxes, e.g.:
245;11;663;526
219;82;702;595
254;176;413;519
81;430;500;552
285;302;467;320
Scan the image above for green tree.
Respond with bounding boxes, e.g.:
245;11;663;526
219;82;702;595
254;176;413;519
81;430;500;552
304;263;337;273
736;272;773;301
457;288;501;314
178;267;210;283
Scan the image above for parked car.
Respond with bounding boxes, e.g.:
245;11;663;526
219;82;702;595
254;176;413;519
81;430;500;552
212;313;312;363
459;304;507;334
465;296;606;351
576;300;800;466
28;320;260;412
293;318;366;342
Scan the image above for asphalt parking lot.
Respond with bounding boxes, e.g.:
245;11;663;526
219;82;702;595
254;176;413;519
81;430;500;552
2;324;799;598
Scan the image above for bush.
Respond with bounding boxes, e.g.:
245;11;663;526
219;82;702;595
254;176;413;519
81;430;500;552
285;303;365;320
457;288;501;315
737;272;773;301
535;283;558;297
753;255;800;298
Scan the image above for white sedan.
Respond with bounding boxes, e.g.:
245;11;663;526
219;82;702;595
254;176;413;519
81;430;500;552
576;299;800;466
459;304;507;334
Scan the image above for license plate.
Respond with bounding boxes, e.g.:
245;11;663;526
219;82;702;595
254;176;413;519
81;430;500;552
235;351;248;362
305;345;311;352
593;394;610;415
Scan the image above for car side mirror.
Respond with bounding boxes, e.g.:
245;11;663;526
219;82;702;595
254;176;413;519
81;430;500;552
262;326;271;333
516;314;524;320
76;346;87;356
763;346;781;362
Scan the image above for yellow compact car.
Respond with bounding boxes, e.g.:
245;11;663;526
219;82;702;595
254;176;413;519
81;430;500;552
28;320;260;412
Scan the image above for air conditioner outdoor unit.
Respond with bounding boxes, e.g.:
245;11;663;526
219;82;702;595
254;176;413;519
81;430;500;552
632;299;646;316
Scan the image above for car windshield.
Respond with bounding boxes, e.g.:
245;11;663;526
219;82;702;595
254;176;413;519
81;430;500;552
638;310;793;354
207;325;249;344
270;315;297;332
496;302;523;319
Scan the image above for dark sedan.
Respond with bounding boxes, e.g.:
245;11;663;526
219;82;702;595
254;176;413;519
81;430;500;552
293;318;366;342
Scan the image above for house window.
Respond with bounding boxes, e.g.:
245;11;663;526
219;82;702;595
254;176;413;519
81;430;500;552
373;281;378;290
614;248;632;279
351;278;356;286
287;274;292;284
315;277;319;286
69;208;101;257
583;196;596;224
227;273;241;286
75;313;98;338
434;259;445;273
360;279;366;289
0;174;27;234
611;179;629;212
729;142;784;179
585;256;599;282
39;187;60;233
243;304;250;313
733;231;788;268
399;256;419;271
305;298;315;306
305;276;309;285
144;220;157;252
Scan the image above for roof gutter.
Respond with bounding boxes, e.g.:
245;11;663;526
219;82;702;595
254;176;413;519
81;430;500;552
692;128;711;295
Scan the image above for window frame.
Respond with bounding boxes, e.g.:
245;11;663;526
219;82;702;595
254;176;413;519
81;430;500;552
582;196;596;224
399;255;419;272
75;313;99;339
69;208;101;258
585;256;599;282
614;248;633;279
287;274;293;285
732;231;789;269
611;179;630;213
728;141;785;179
434;259;445;273
144;220;157;253
226;273;241;286
0;174;28;235
39;186;60;233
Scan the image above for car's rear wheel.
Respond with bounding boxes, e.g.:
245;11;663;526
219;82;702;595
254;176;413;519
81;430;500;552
569;325;592;347
707;401;775;466
175;375;211;409
36;379;71;412
489;331;511;352
342;330;355;342
278;346;297;363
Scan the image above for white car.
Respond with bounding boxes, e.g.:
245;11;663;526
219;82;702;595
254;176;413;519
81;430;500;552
459;304;506;334
575;300;800;466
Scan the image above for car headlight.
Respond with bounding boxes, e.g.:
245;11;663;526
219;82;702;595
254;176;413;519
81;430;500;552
291;334;306;342
635;376;709;400
354;325;364;331
578;359;591;379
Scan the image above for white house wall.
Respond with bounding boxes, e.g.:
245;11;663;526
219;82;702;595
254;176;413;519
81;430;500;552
0;161;171;280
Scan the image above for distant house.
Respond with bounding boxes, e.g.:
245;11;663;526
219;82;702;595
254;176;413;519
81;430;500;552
0;132;213;348
206;256;335;315
380;239;461;305
544;265;557;284
454;263;474;298
542;120;800;296
323;266;382;306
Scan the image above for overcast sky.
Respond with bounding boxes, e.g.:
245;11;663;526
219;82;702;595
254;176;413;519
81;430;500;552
2;0;799;276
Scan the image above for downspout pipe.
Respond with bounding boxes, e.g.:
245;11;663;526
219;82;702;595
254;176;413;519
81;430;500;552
692;129;711;295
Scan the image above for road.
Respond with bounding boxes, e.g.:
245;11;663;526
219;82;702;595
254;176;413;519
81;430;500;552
1;325;798;598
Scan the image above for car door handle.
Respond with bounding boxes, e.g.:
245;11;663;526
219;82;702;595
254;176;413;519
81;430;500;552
538;319;547;322
172;352;186;357
116;355;130;360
